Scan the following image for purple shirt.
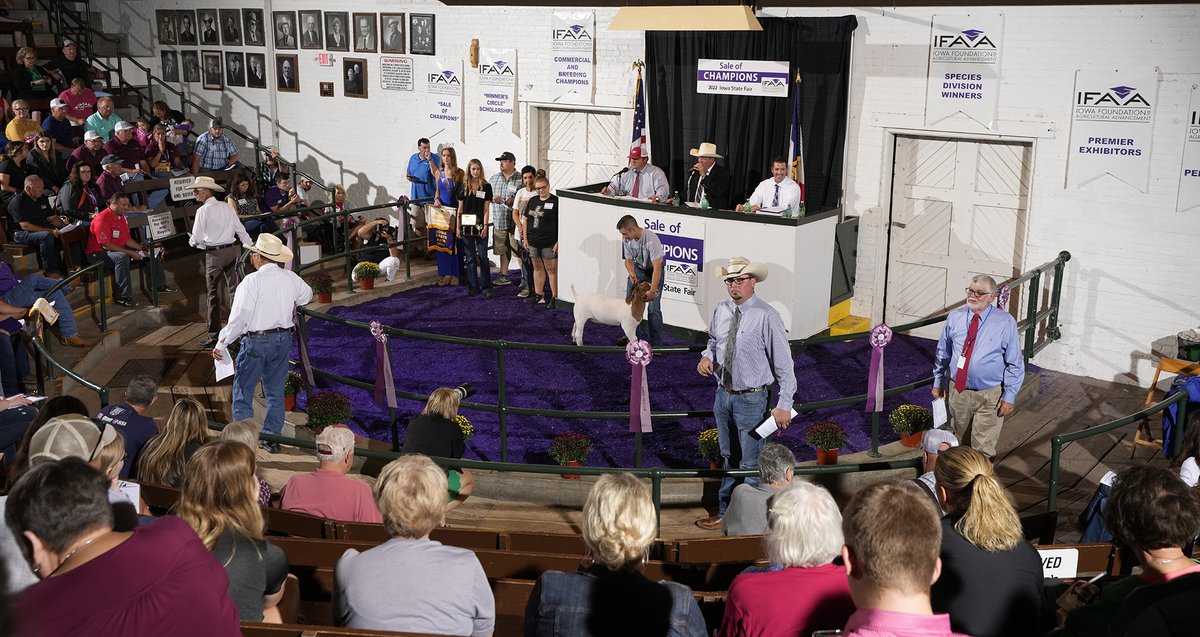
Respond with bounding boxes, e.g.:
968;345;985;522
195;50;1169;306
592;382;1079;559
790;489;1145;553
67;145;105;173
844;609;971;637
97;170;123;201
103;137;145;170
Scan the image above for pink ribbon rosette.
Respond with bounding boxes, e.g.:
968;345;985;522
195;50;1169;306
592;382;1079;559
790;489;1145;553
370;320;397;409
865;323;892;413
626;340;653;433
997;284;1011;311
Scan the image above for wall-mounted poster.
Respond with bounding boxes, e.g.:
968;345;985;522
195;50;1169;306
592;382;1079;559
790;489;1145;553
242;9;265;47
550;11;593;103
181;51;200;83
198;9;219;46
1177;87;1200;213
1066;70;1157;192
161;51;179;83
177;10;197;45
299;11;323;49
344;57;367;99
380;13;405;54
353;13;376;53
410;14;435;56
276;54;299;92
246;53;267;88
273;11;297;49
156;10;176;45
924;14;1004;128
477;48;516;133
225;52;245;87
325;12;349;52
201;51;222;90
219;9;241;46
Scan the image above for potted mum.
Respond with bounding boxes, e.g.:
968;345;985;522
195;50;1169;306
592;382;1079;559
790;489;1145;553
353;261;382;290
456;414;474;442
549;432;592;479
304;390;353;433
890;404;934;448
308;271;334;303
698;428;722;469
284;370;303;411
805;420;849;465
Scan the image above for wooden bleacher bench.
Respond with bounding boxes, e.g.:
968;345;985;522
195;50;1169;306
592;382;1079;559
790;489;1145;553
264;507;338;539
240;622;450;637
670;535;766;565
1035;542;1130;578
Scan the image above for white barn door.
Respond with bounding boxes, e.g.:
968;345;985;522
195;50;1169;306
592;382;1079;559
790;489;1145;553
535;108;623;189
884;135;1032;338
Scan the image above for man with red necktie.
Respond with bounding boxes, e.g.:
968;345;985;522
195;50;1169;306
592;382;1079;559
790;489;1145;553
932;275;1025;458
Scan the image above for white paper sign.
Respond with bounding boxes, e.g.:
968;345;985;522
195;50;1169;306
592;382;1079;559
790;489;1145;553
696;59;789;98
169;176;197;201
478;48;516;133
932;398;949;427
381;56;414;91
1178;87;1200;213
1067;71;1158;192
1039;548;1080;579
214;344;234;381
925;14;1004;128
754;408;799;439
146;211;174;240
426;58;463;140
550;11;593;104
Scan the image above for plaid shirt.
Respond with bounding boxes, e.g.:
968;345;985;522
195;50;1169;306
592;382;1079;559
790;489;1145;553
193;132;238;171
488;171;522;231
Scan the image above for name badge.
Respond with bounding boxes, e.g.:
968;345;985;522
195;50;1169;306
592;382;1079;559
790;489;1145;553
956;355;966;370
544;202;555;210
475;190;486;199
112;230;121;238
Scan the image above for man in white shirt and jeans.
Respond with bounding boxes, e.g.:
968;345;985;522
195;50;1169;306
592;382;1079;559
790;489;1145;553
213;233;313;452
739;157;802;213
188;175;252;349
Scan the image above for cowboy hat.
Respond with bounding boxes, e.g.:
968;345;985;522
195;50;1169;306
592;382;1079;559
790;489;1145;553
689;142;723;159
249;233;293;264
717;256;768;282
185;175;225;192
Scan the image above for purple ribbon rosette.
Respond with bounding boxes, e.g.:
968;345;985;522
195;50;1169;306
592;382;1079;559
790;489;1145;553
997;284;1011;311
626;339;653;433
865;323;892;413
370;320;398;409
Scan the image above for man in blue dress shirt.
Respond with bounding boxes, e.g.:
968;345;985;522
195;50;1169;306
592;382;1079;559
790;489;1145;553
932;275;1025;458
405;138;440;251
695;256;797;530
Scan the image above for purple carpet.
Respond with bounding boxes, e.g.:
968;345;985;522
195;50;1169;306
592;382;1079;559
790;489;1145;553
294;282;942;468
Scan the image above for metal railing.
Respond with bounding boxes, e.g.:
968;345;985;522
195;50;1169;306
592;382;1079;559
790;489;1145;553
28;260;110;407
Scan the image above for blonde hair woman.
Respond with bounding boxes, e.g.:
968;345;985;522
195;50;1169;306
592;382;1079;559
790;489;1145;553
178;441;288;622
136;397;208;486
334;454;494;635
930;446;1043;637
525;473;705;636
404;388;475;510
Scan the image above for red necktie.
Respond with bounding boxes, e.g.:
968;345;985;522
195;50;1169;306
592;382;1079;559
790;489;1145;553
954;313;981;393
631;170;641;198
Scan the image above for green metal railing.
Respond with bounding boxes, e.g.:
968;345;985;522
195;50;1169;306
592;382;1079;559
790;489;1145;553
28;261;110;407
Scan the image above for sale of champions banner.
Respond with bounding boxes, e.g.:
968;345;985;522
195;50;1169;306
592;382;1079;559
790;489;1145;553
1066;70;1158;192
924;14;1004;128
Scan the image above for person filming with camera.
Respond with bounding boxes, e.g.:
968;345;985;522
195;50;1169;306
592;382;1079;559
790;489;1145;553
403;385;476;510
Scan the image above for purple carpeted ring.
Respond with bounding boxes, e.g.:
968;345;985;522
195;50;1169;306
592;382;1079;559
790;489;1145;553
293;282;944;468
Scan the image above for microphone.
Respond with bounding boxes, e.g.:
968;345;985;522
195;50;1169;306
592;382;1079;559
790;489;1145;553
613;167;629;178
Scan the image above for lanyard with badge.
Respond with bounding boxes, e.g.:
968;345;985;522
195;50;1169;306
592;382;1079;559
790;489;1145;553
957;312;987;371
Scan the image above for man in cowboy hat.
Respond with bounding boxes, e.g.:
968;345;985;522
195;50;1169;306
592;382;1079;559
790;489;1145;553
188;175;252;349
679;141;732;210
601;147;669;202
695;256;796;530
213;233;312;453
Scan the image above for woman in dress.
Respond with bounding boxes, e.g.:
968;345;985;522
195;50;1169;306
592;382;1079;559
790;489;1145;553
456;159;492;297
431;147;462;286
520;171;559;307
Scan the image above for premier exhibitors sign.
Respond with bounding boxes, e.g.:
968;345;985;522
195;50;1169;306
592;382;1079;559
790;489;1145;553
551;11;593;104
1066;71;1157;192
1178;87;1200;213
641;214;705;305
426;59;463;141
924;14;1004;128
477;48;516;133
696;59;789;98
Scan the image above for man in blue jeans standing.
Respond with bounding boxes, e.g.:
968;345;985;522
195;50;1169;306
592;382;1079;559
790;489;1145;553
695;256;795;530
213;233;312;453
616;215;663;344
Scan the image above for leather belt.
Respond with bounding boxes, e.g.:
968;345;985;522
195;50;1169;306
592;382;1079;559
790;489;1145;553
246;327;293;336
722;385;768;395
204;242;236;251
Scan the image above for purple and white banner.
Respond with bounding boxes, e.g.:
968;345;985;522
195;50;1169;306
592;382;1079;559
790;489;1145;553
696;59;789;98
1178;87;1200;213
924;14;1004;128
550;11;593;104
641;215;705;304
1067;70;1157;192
426;58;463;142
477;48;516;133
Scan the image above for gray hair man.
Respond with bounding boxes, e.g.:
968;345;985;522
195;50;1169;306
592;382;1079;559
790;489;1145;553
280;426;381;523
723;443;795;536
914;429;958;512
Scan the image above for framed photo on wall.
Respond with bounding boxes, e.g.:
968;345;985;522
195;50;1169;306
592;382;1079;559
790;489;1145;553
156;10;177;45
409;14;434;56
273;11;298;49
343;57;367;99
201;51;222;90
176;10;197;45
380;13;405;54
225;52;245;87
352;13;376;53
219;8;242;46
246;53;267;88
299;10;323;50
242;9;266;47
276;54;299;92
198;9;219;46
161;51;179;83
181;51;200;83
324;12;349;52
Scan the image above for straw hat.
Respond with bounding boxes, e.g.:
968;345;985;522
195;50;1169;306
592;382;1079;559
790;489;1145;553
689;142;723;159
185;175;225;192
717;256;768;282
249;233;293;264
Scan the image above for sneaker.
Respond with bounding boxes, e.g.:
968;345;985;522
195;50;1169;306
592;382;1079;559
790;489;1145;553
537;296;546;305
481;289;492;298
113;297;136;307
493;275;513;286
156;285;178;293
526;294;540;305
517;288;530;298
259;440;281;454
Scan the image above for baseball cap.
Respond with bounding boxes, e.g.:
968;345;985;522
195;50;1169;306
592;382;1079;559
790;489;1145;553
100;154;123;167
315;425;355;458
921;428;959;455
114;121;134;132
495;151;516;162
209;117;223;129
83;130;101;141
29;417;119;465
62;39;76;48
50;98;67;109
628;147;644;160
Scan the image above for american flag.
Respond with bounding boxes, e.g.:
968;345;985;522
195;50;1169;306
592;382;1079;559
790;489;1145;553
630;67;647;156
789;71;806;203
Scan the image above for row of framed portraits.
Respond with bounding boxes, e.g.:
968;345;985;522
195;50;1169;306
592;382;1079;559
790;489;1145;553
155;9;435;56
160;50;369;98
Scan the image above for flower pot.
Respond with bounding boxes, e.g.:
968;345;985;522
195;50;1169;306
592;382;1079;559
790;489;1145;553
560;460;581;479
816;448;839;465
707;460;721;470
359;279;375;290
900;430;924;448
316;292;333;303
285;394;296;411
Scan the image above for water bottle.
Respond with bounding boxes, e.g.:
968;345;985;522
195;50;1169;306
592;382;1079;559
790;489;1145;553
742;199;752;213
797;201;806;218
699;193;710;210
672;191;681;207
784;204;793;218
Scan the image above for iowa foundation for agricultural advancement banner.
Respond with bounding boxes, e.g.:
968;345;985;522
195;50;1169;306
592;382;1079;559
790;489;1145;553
924;14;1004;128
1066;70;1157;192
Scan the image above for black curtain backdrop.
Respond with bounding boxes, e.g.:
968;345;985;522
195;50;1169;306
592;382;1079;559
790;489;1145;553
645;16;857;211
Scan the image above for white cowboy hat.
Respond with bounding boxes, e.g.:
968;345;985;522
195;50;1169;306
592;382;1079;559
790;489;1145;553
185;175;225;192
249;233;293;264
689;142;723;159
717;256;768;282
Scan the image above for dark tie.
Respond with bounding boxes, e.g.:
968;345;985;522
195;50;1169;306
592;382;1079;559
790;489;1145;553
772;184;780;207
631;170;641;198
954;313;981;393
721;308;741;389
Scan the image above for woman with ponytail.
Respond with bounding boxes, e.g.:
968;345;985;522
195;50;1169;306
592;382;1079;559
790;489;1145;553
930;446;1044;637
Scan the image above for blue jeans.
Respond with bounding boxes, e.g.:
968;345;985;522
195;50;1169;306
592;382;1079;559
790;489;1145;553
12;230;60;275
0;404;36;464
626;268;663;344
714;388;769;517
461;236;491;292
90;251;164;299
243;218;279;241
127;173;169;210
0;332;29;395
2;275;78;337
232;331;291;436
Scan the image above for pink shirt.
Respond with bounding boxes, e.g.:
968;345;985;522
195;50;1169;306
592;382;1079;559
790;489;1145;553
843;608;971;637
722;563;855;637
58;87;97;119
281;470;383;523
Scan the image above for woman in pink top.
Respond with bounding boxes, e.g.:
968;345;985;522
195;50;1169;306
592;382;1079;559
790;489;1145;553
58;77;97;126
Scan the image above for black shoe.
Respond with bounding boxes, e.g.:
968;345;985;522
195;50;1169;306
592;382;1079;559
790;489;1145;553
113;297;136;307
156;285;178;293
198;336;218;349
468;287;479;297
546;297;557;309
259;440;281;454
525;294;540;305
481;289;492;298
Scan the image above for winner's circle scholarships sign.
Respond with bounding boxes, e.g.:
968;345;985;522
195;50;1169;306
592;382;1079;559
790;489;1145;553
924;14;1004;128
1066;71;1158;192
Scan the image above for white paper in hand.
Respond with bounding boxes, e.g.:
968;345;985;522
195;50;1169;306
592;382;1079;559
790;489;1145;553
754;408;799;439
214;344;235;381
932;398;949;428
